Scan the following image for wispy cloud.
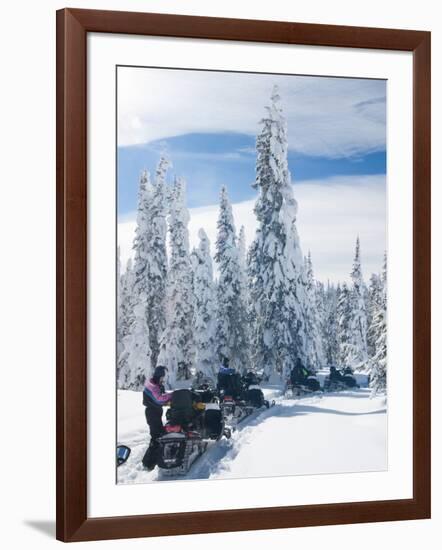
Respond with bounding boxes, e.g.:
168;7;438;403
118;174;386;284
118;67;386;159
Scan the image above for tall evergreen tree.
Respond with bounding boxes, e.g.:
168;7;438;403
238;226;248;291
347;237;369;370
119;171;153;388
323;282;340;366
369;252;387;394
132;169;152;299
119;293;151;390
237;225;252;371
215;187;250;372
248;85;307;380
117;258;136;388
191;228;217;381
118;259;135;341
367;272;383;358
304;252;325;371
144;156;170;367
337;282;352;368
117;246;123;362
158;177;194;383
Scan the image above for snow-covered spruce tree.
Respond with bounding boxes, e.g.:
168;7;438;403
304;252;325;371
191;228;217;381
119;292;152;390
237;225;252;371
315;280;329;365
117;258;136;388
369;252;387;395
367;272;383;358
158;177;194;384
132;168;151;302
215;187;250;372
323;282;340;367
337;282;352;368
238;226;248;296
143;156;170;367
120;169;154;388
117;246;123;363
248;85;307;381
347;237;369;370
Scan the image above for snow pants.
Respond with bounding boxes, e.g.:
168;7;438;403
142;406;165;470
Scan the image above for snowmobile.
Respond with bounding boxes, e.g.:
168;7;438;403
285;374;322;398
191;377;219;405
323;366;359;392
218;371;274;425
157;389;231;476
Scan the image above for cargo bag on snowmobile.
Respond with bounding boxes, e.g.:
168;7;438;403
217;371;242;398
167;389;196;428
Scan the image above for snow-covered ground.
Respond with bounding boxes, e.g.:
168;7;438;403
117;382;387;484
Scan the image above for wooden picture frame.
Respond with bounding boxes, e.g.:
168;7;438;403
56;8;431;542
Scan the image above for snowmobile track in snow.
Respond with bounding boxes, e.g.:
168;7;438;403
117;387;377;483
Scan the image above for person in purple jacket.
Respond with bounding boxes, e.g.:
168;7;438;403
141;365;173;471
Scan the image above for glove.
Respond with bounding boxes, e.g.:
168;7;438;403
193;402;206;411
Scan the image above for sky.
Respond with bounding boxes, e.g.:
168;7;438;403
117;66;387;283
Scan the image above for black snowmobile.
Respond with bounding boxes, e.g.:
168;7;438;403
217;369;273;425
157;388;230;476
323;366;359;392
285;364;322;398
191;377;218;405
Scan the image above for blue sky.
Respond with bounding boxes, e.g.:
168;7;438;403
117;67;386;215
118;132;385;214
117;67;386;282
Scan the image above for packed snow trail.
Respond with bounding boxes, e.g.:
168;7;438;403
117;386;386;484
